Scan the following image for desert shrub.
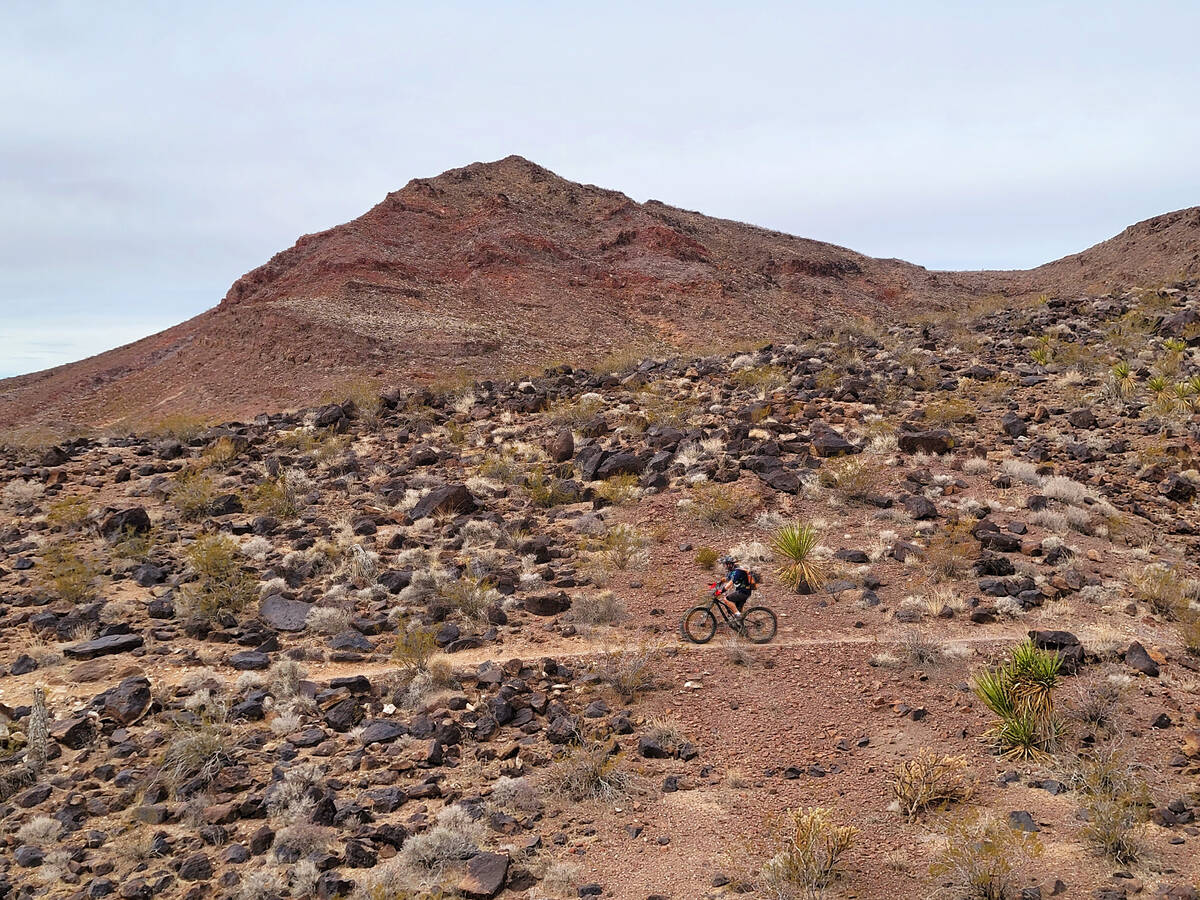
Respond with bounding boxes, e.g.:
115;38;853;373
599;524;650;570
817;455;879;502
695;546;719;569
477;448;529;484
972;640;1062;760
929;813;1041;900
249;468;312;519
899;628;941;665
924;519;978;579
526;466;576;507
111;525;158;562
1063;746;1149;864
179;533;256;619
689;481;759;524
171;469;218;521
162;705;229;786
547;741;630;802
490;775;540;813
403;808;484;869
595;473;639;505
38;540;102;604
339;543;379;588
45;495;90;532
548;393;605;427
306;605;351;635
1127;562;1187;617
923;395;974;426
437;575;499;625
200;436;240;469
732;365;787;391
16;815;61;845
760;807;857;900
770;522;827;593
887;749;971;821
961;457;989;476
393;622;438;672
1064;675;1124;734
147;413;209;442
594;643;661;699
566;590;627;626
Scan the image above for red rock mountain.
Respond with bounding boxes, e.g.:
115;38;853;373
2;156;1197;428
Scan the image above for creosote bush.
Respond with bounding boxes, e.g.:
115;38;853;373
179;533;257;620
547;741;629;802
929;813;1041;900
816;455;879;502
171;469;218;521
36;538;101;604
760;807;857;900
689;481;759;524
393;622;438;672
887;749;971;821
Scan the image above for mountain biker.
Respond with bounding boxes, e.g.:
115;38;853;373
715;556;755;623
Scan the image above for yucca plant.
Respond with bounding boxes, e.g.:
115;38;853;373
1110;361;1136;398
972;640;1062;760
771;522;827;594
1145;374;1169;397
1163;337;1187;355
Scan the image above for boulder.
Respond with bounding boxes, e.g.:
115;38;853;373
1028;630;1085;673
459;852;509;899
99;507;152;541
101;676;152;724
359;720;406;746
546;429;575;463
903;495;938;519
898;429;955;454
522;592;571;616
1126;641;1160;677
1000;412;1028;438
595;452;646;479
811;428;858;457
259;595;312;632
65;634;144;660
410;484;477;520
1160;474;1197;503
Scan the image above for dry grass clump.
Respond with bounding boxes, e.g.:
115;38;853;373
1064;674;1124;734
1127;562;1187;617
546;741;630;802
38;540;102;604
595;473;640;505
593;642;662;700
759;807;857;900
1063;746;1149;864
162;705;229;787
899;628;942;665
566;590;627;626
437;574;500;625
929;812;1041;900
397;805;484;874
887;749;971;821
179;533;257;620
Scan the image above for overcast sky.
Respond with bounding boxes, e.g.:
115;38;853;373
2;1;1198;379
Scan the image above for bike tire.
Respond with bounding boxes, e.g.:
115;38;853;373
741;606;778;644
681;607;718;644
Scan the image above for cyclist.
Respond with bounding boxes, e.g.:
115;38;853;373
715;555;756;624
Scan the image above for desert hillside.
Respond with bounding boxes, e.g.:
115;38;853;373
2;156;1197;430
0;280;1199;898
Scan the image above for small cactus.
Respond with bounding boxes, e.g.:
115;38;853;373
26;686;49;772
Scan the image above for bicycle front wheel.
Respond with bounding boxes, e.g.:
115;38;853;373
681;607;718;644
741;607;777;644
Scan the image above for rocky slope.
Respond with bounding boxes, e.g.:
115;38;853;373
2;156;1198;430
0;281;1199;899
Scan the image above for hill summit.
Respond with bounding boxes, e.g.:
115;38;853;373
1;156;1198;428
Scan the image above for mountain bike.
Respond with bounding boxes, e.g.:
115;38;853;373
680;584;778;644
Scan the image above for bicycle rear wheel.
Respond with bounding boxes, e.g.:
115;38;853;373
741;606;777;644
680;606;718;644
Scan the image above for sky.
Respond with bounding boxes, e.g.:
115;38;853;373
2;1;1199;379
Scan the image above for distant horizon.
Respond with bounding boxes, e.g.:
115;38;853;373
4;1;1199;378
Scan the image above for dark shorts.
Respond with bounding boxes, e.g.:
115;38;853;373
727;588;751;610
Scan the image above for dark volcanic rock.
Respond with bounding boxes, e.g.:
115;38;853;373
897;429;954;454
259;595;312;632
65;634;144;660
410;484;477;520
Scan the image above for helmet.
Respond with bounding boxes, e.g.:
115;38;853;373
719;555;736;568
